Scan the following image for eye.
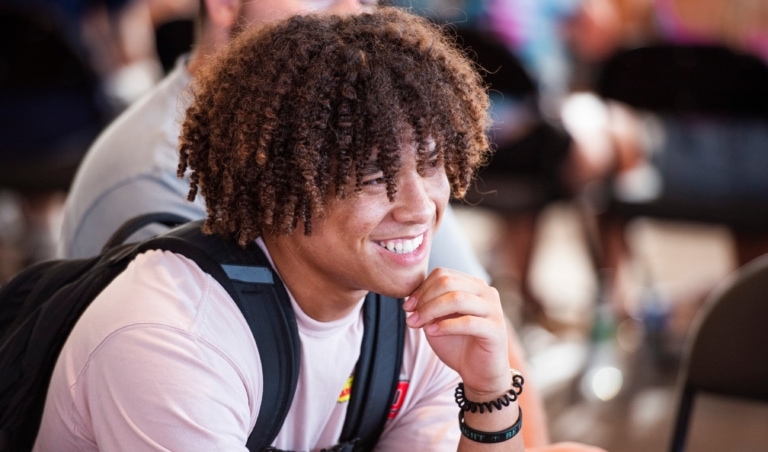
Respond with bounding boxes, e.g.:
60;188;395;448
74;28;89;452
421;150;442;173
362;171;385;186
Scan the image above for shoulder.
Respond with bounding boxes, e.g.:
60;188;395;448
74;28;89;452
71;61;191;188
92;249;250;338
65;250;259;381
59;63;198;258
42;249;262;447
80;65;190;172
429;205;490;282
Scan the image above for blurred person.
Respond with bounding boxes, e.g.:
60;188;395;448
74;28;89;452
6;0;165;110
565;0;768;81
86;0;164;109
567;0;768;196
56;0;563;447
388;0;584;116
654;0;768;60
485;0;583;117
451;27;577;329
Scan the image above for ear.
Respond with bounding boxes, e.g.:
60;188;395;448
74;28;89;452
203;0;238;30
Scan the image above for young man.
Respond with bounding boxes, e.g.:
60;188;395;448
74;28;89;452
55;0;551;446
35;9;606;451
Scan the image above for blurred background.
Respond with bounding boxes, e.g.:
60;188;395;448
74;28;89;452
2;0;768;450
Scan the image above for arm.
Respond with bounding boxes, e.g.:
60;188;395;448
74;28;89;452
432;205;550;447
528;444;608;452
405;268;524;452
82;0;162;106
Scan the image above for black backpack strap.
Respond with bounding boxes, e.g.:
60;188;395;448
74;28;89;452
102;212;192;251
136;221;301;451
338;292;406;451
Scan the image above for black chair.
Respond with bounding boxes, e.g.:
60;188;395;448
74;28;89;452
598;44;768;117
593;43;768;233
669;253;768;451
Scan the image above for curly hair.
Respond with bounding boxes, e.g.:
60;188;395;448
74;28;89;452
178;7;491;246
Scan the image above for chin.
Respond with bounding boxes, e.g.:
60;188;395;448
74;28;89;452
378;272;426;299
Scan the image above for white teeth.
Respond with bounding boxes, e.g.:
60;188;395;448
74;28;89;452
378;234;424;254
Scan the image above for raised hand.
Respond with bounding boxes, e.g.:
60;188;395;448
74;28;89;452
404;267;510;398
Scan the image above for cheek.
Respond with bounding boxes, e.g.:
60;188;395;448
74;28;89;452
432;172;451;205
430;173;451;226
329;198;386;235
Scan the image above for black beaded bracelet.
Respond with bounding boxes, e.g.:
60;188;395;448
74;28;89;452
459;406;523;443
454;369;525;414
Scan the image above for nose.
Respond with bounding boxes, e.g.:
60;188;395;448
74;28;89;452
392;172;435;225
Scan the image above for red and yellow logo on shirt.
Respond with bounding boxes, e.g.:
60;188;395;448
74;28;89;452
388;381;410;419
336;377;410;421
337;376;354;403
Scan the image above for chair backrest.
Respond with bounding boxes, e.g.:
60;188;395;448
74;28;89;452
669;253;768;451
454;27;573;213
454;27;537;99
597;43;768;117
594;43;768;230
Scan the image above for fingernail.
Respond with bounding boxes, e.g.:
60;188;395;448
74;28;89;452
406;311;419;326
403;296;415;310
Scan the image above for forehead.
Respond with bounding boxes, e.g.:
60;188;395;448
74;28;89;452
361;136;437;166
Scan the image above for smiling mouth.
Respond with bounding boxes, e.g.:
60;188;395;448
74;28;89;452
376;234;425;254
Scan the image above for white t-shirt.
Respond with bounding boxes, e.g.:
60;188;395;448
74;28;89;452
34;245;461;451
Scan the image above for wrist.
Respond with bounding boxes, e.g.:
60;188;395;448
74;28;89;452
462;384;510;403
460;362;519;399
455;369;525;414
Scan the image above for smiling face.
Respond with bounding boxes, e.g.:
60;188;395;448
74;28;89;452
265;141;449;320
181;9;493;309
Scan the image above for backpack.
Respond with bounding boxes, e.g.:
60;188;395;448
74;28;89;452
0;216;405;452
